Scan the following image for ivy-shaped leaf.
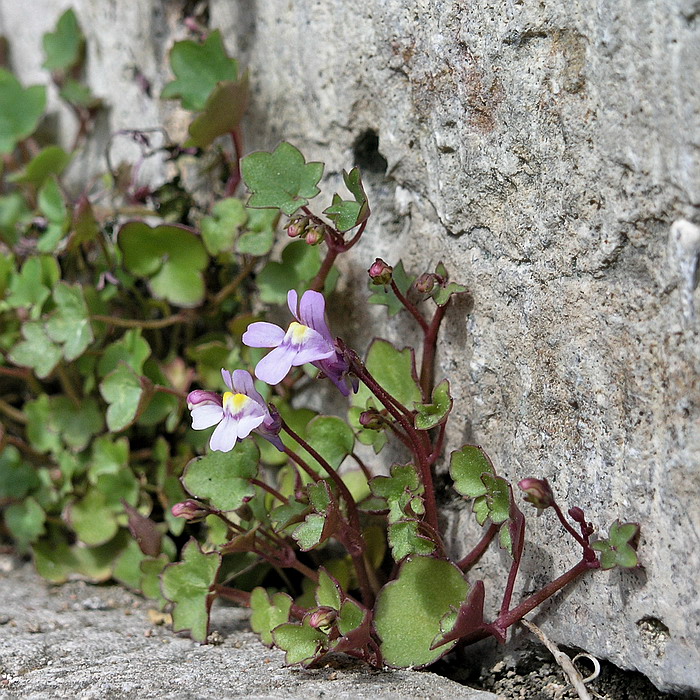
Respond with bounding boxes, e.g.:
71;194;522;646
181;442;258;512
374;556;469;668
369;464;423;524
8;146;72;186
387;520;435;561
592;521;640;570
98;328;151;377
186;75;249;148
322;167;370;232
241;142;324;216
42;8;84;71
4;497;46;550
37;176;69;252
99;363;146;432
432;281;468;307
118;221;208;307
367;260;414;316
0;446;40;499
200;197;247;256
250;587;294;646
5;256;59;317
65;488;119;546
449;444;495;499
414;379;453;430
0;68;46;155
292;481;341;551
236;208;278;256
161;31;238;111
45;282;93;360
272;619;328;666
480;473;511;525
9;323;62;378
161;538;221;642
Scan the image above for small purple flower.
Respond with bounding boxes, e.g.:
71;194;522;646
187;369;283;452
242;290;355;395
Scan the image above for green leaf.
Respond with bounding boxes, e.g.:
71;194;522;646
449;445;495;499
480;473;511;525
337;598;366;637
4;497;45;549
0;446;40;499
241;142;324;216
112;538;148;590
0;68;46;154
322;167;370;232
6;255;60;317
388;521;435;561
270;499;310;534
39;176;67;225
0;192;30;245
98;329;151;377
302;415;355;475
9;322;62;378
181;441;259;511
66;488;119;546
272;619;327;665
161;538;221;642
367;260;414;316
58;78;101;109
414;379;453;430
432;281;468;307
352;338;422;411
592;521;640;570
45;282;93;360
140;555;171;608
200;197;247;255
374;556;469;668
256;240;337;304
8;146;71;186
99;363;145;432
250;587;293;646
186;75;249;148
236;208;277;256
51;396;103;451
118;221;208;307
315;569;342;610
370;464;422;523
292;513;327;551
161;31;237;110
42;8;84;71
68;195;99;248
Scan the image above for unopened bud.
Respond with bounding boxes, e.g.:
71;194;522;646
287;216;309;238
359;409;384;430
414;273;436;294
368;258;393;285
518;478;554;511
308;606;337;629
568;506;585;523
171;499;209;521
305;225;324;245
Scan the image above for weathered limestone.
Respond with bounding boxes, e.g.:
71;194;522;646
1;0;698;693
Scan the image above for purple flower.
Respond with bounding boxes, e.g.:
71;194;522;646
187;369;283;452
242;290;355;395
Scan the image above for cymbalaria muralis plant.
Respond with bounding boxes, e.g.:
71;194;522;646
0;9;640;670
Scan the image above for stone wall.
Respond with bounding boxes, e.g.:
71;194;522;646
1;0;698;693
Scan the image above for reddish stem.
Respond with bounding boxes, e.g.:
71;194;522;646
250;478;288;504
390;280;429;332
419;302;448;401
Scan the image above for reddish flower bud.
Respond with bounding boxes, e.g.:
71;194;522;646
305;225;324;245
287;216;309;238
308;606;337;629
368;258;393;285
171;499;210;521
414;273;436;294
568;506;586;523
518;478;554;511
359;409;384;430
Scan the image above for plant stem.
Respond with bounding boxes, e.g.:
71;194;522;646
390;280;429;332
350;451;372;481
310;244;339;292
552;502;592;554
211;257;257;306
153;384;186;400
214;585;250;606
56;364;81;406
91;313;188;329
0;398;27;425
282;443;323;483
419;301;448;401
224;128;243;196
457;524;498;572
250;478;288;504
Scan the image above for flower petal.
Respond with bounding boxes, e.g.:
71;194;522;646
255;345;296;385
209;416;238;452
235;412;266;439
187;390;222;408
221;369;234;390
287;289;299;320
191;403;223;430
289;328;335;365
231;369;257;398
242;322;286;348
299;290;333;343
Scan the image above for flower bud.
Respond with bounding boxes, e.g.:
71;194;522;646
368;258;393;285
518;478;554;511
568;506;585;523
308;607;337;629
305;225;324;245
171;499;210;521
359;409;384;430
287;216;309;238
414;273;436;294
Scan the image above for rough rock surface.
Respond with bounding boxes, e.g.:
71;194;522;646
0;0;698;694
0;559;496;699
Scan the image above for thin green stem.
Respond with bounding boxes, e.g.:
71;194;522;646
91;313;188;330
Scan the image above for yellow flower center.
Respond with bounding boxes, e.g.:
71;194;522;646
288;321;312;344
223;392;250;413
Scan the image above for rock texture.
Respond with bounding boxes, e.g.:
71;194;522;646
0;0;698;694
0;558;496;699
